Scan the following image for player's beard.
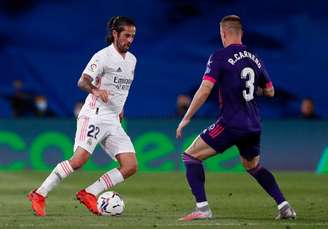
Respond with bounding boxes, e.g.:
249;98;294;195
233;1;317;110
118;42;130;53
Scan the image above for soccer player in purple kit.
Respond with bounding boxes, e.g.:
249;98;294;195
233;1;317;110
176;15;296;221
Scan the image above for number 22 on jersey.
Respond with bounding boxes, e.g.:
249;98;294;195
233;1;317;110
87;124;100;139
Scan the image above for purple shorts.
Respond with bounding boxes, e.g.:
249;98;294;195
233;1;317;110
200;121;261;161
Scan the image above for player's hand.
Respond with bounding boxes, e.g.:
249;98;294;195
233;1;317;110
176;119;190;139
119;111;124;123
92;89;109;103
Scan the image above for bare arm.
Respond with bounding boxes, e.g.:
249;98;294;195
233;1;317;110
77;74;109;103
77;74;97;93
176;80;214;138
184;80;213;120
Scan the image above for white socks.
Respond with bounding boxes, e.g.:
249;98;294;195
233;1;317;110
36;163;124;198
36;160;74;197
278;201;289;210
85;168;124;196
196;201;209;209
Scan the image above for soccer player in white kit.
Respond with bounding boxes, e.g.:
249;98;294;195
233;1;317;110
27;16;138;216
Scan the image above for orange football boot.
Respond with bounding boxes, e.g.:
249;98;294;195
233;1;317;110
76;189;99;215
178;209;212;221
27;190;46;216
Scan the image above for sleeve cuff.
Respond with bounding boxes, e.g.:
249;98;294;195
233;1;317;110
203;75;217;84
82;71;97;81
264;81;273;88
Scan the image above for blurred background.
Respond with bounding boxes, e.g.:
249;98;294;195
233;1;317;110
0;0;327;173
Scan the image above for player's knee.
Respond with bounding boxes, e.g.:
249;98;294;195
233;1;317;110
130;163;138;175
68;157;87;170
129;162;138;175
184;137;216;161
184;150;201;161
185;144;204;160
242;156;260;170
182;152;202;164
126;163;138;176
120;162;138;178
69;147;90;170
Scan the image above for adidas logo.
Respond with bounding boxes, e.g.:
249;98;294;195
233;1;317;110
116;67;122;72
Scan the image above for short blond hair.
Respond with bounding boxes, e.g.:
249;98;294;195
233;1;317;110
220;15;243;34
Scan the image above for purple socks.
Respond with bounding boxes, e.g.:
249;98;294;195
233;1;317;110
247;164;286;205
182;153;207;202
183;152;285;206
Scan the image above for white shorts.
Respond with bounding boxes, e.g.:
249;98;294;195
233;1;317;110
73;114;135;161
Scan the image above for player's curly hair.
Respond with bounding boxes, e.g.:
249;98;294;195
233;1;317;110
106;16;136;45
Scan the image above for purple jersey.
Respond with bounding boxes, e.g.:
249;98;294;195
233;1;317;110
203;44;272;132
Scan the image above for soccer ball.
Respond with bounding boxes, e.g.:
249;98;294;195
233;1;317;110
97;191;125;216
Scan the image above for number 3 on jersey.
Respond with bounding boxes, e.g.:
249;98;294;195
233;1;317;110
241;67;255;101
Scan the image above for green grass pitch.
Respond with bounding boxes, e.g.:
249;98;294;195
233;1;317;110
0;172;327;228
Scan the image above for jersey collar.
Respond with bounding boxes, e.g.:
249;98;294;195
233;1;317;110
108;44;127;60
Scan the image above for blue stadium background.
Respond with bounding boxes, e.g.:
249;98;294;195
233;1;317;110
0;0;327;118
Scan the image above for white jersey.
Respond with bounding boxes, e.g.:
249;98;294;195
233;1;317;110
79;44;137;118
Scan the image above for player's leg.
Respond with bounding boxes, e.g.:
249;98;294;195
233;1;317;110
72;117;109;215
28;147;90;216
83;125;137;198
184;137;216;204
179;136;216;221
116;152;138;178
78;151;136;216
180;122;232;221
238;134;296;219
73;148;102;215
242;155;288;205
37;147;89;196
28;115;99;216
85;152;137;197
